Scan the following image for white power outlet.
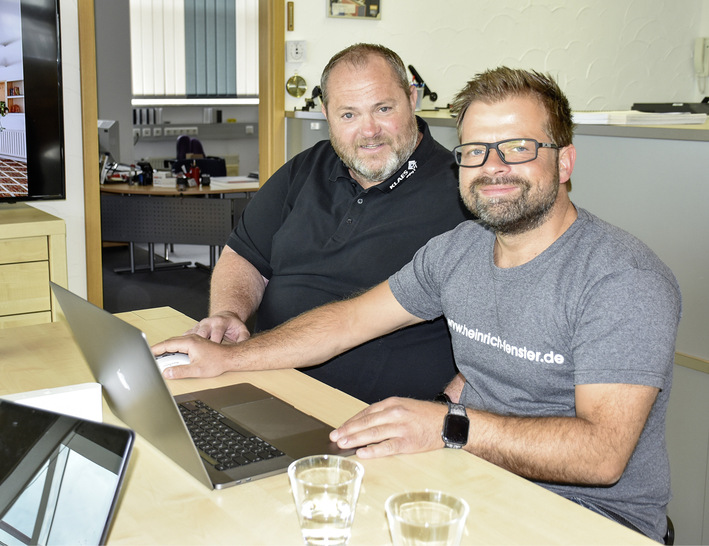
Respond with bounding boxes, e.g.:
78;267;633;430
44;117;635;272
286;40;306;62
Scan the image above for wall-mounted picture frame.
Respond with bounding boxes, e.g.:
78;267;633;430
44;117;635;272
328;0;380;20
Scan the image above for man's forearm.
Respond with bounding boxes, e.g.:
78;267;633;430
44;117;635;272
466;411;615;484
465;383;657;485
225;281;422;372
209;247;267;321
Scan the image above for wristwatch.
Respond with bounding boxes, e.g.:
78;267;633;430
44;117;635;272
435;392;469;449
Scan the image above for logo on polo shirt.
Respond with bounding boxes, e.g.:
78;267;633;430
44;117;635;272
388;160;418;191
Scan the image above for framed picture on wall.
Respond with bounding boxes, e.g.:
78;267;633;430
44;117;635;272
328;0;380;20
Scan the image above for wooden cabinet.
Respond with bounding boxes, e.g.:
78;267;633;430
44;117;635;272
0;203;67;328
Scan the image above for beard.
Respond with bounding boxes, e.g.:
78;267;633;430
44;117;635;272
330;117;419;184
461;171;560;235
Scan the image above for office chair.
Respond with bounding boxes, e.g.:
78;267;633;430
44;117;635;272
664;515;674;545
176;135;206;160
171;136;226;177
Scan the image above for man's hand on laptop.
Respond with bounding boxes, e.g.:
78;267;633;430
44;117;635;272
151;335;233;379
329;397;448;458
185;311;251;343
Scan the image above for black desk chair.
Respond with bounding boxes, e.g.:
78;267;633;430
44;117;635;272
170;157;226;177
664;515;674;545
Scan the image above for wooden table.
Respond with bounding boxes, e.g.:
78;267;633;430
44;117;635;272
100;181;257;272
0;308;654;545
99;179;259;197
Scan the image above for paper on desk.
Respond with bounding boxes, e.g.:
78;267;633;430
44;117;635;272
573;110;707;125
209;176;260;190
1;383;103;422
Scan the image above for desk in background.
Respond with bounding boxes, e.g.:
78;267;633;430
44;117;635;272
0;308;653;544
100;180;257;273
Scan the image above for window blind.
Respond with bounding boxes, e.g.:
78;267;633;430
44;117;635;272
130;0;258;98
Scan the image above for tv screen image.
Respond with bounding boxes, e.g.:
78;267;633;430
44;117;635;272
0;0;65;202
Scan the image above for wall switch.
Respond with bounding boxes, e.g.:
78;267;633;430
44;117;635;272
142;127;152;137
286;40;306;62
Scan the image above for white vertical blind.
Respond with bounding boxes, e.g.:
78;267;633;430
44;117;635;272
130;0;257;97
236;0;258;96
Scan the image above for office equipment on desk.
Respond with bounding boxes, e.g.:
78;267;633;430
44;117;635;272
0;399;134;546
572;110;707;125
208;175;260;190
50;283;353;490
408;64;438;103
631;100;709;114
170;156;227;177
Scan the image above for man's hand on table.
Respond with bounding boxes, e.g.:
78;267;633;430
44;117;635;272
329;397;448;458
185;311;251;343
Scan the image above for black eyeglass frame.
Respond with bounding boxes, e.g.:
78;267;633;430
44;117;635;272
453;138;560;168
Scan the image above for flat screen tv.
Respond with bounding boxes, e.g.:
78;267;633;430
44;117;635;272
0;0;65;202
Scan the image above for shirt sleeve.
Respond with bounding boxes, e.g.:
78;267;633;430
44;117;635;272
226;161;294;279
572;267;681;389
388;232;449;321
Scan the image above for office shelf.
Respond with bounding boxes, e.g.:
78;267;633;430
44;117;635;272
134;122;258;142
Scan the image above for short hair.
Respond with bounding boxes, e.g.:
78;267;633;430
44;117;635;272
320;43;411;109
450;67;574;147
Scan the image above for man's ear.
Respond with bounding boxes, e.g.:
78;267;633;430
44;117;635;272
321;103;328;120
558;144;576;184
407;84;419;112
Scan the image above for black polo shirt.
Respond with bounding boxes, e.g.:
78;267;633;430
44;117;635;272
227;117;471;403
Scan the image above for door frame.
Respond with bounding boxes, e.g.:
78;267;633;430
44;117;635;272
79;0;285;306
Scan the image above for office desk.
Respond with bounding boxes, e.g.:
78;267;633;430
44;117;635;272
100;183;256;272
0;308;653;545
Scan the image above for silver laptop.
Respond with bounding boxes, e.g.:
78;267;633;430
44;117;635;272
50;282;352;490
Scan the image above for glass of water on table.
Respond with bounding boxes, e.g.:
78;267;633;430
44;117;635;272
288;454;364;545
385;490;469;545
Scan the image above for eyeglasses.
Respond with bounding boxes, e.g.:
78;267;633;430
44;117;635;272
453;139;559;168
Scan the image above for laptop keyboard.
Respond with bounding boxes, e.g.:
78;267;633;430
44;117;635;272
178;400;285;471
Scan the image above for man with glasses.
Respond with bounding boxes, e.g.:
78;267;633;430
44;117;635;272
155;67;680;542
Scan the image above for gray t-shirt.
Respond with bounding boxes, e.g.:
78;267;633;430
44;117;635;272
389;207;681;541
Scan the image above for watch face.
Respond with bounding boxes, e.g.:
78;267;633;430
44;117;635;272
444;414;469;445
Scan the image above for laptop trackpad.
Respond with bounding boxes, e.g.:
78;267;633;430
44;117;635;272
221;399;326;441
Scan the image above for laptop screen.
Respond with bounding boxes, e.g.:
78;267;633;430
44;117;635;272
0;400;134;545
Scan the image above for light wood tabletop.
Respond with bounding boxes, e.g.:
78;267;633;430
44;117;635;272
0;307;654;545
100;179;258;196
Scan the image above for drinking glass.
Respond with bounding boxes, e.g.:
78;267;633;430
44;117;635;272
288;455;364;545
385;490;469;546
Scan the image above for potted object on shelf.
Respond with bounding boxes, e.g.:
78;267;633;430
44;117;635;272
0;101;8;132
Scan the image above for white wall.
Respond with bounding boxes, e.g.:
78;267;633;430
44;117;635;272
30;0;87;298
285;0;709;112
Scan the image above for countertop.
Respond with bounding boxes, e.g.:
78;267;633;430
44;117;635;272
286;109;709;142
